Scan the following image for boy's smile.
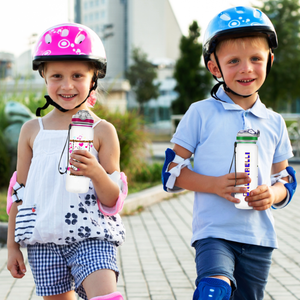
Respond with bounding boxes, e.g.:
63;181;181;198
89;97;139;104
209;37;273;109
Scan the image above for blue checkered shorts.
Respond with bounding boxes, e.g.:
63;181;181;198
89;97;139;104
27;238;119;300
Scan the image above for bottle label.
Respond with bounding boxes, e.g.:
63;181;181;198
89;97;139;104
243;152;250;196
68;135;93;175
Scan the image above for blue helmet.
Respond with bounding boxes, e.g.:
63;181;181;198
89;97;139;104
203;6;278;69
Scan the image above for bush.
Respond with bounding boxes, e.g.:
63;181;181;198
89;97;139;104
0;132;10;188
132;162;163;183
93;104;149;182
0;92;152;188
0;87;50;188
0;100;11;188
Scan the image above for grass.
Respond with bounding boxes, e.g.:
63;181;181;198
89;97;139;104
0;181;162;223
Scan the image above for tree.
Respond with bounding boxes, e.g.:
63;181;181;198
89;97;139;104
257;0;300;111
172;21;211;115
125;47;160;114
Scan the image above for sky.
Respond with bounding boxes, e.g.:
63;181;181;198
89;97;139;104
0;0;260;58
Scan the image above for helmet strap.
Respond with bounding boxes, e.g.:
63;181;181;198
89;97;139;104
35;80;98;117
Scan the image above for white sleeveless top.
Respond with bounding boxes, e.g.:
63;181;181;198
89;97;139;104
15;118;125;247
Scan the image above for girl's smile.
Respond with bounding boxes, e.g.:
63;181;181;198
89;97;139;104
43;61;94;110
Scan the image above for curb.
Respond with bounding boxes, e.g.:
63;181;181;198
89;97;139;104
120;184;184;215
0;184;181;243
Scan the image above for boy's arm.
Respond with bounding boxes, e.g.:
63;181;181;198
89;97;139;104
169;144;250;204
245;160;289;210
270;160;289;204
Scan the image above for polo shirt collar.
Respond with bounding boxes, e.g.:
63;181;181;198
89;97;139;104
215;87;269;119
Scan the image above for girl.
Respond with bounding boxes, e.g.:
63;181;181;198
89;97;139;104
7;23;127;300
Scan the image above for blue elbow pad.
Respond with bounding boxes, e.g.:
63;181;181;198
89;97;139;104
271;166;297;209
161;148;191;192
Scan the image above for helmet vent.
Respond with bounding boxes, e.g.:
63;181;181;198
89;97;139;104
220;13;231;21
235;7;245;14
61;29;69;37
75;33;86;44
254;9;262;19
45;34;52;44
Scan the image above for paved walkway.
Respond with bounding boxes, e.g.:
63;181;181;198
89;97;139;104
1;164;300;300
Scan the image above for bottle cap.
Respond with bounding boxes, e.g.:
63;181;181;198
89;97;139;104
236;129;260;141
71;110;94;126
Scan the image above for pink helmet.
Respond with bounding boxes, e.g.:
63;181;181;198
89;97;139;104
32;23;106;78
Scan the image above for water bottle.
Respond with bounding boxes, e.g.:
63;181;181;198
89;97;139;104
235;129;260;209
66;110;94;193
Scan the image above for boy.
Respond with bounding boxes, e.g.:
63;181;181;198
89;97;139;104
162;6;297;300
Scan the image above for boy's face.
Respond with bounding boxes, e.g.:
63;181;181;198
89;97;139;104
208;37;273;108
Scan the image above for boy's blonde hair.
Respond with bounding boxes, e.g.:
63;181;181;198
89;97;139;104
216;35;270;54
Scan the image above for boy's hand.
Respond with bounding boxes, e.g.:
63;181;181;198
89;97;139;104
245;184;275;211
7;248;26;278
215;172;251;203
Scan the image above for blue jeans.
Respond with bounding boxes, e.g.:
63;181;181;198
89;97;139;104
193;238;273;300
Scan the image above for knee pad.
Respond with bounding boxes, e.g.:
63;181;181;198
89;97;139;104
90;291;123;300
193;278;231;300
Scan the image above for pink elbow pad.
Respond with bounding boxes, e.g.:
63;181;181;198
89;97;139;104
7;171;17;215
98;172;128;216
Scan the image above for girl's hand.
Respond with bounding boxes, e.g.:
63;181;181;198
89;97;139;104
245;184;275;211
214;172;251;203
7;248;26;278
69;149;102;180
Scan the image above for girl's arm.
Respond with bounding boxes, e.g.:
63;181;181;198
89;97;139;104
92;120;120;207
169;144;250;204
7;120;36;278
70;120;120;207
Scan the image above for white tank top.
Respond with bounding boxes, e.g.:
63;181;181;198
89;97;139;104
15;118;125;247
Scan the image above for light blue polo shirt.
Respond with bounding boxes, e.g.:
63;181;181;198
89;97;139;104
171;88;293;248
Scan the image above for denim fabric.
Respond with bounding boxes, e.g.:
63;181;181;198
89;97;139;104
193;238;273;300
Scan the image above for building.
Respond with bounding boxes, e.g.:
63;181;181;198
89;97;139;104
74;0;182;118
0;52;14;80
74;0;181;80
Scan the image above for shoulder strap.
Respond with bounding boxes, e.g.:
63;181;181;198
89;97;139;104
38;118;44;130
93;119;102;128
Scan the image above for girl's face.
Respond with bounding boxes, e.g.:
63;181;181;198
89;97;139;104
43;61;94;111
